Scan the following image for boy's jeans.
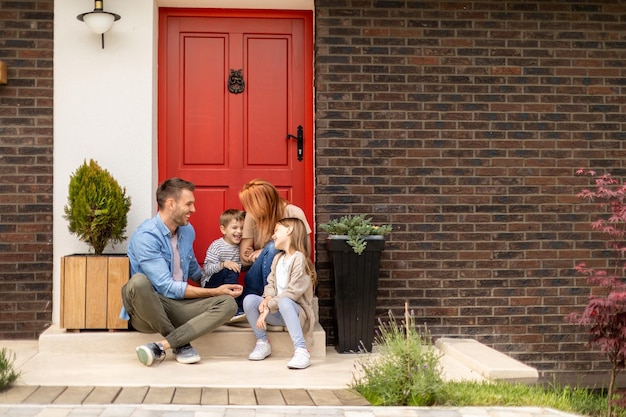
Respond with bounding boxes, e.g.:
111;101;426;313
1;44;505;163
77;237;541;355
204;268;242;312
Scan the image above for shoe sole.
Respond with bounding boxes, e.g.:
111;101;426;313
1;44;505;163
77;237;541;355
287;361;311;369
136;346;154;366
174;354;201;364
248;349;271;361
248;352;271;360
229;314;247;323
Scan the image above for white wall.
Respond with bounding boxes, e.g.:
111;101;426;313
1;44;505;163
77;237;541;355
52;0;313;324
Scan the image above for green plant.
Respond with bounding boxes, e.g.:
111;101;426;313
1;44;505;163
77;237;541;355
320;214;392;255
442;380;610;416
63;159;132;255
351;306;444;405
0;347;21;391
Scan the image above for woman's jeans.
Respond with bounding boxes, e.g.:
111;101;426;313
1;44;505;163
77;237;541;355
243;294;306;350
243;241;279;298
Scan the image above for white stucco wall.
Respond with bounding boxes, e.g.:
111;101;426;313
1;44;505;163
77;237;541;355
52;0;313;324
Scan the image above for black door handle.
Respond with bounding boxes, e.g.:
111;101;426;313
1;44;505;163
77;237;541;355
286;125;303;162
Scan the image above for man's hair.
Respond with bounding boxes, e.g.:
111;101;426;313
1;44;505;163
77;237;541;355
220;209;245;227
156;178;195;209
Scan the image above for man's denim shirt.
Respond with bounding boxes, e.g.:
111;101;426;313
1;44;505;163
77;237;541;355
119;214;203;320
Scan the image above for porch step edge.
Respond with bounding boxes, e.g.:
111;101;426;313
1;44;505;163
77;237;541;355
435;337;538;383
41;323;326;358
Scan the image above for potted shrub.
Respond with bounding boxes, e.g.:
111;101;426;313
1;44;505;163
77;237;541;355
60;159;132;331
321;215;392;353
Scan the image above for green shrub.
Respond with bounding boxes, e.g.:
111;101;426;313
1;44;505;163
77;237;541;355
351;310;444;406
63;159;131;255
0;348;21;391
320;214;392;254
350;307;613;416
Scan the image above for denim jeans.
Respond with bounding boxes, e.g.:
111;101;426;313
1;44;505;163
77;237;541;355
203;268;243;312
243;241;279;298
243;294;306;350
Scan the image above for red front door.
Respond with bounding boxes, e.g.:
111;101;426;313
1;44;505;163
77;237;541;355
158;9;314;264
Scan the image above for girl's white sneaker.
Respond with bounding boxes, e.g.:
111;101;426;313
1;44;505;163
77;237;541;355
248;340;271;360
287;347;310;369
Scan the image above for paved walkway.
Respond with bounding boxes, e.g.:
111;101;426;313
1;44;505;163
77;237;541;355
0;338;583;417
0;405;582;416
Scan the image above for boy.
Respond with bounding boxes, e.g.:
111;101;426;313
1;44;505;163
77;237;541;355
203;209;246;321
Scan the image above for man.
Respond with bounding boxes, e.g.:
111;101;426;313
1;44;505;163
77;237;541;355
121;178;243;366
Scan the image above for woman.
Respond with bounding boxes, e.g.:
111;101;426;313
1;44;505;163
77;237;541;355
239;179;311;299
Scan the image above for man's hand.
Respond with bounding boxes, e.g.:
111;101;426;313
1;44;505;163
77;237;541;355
217;284;243;298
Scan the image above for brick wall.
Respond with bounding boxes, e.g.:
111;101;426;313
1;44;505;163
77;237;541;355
0;0;53;339
314;0;626;384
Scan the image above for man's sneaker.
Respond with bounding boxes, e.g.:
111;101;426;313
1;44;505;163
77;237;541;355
287;347;310;369
229;311;247;323
173;343;201;364
248;340;271;361
136;342;165;367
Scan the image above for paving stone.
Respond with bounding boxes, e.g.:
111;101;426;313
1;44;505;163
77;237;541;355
227;388;256;405
281;389;314;406
83;386;122;404
53;386;94;404
143;387;175;404
22;386;66;404
307;389;344;406
172;387;202;405
254;388;284;405
0;386;38;404
114;386;148;404
333;389;370;406
201;387;228;405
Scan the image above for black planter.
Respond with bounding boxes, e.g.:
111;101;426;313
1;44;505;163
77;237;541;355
326;235;385;353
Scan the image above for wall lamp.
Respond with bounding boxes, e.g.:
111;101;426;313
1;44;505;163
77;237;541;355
77;0;121;49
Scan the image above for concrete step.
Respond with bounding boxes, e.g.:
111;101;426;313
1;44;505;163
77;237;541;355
40;322;326;358
435;337;538;384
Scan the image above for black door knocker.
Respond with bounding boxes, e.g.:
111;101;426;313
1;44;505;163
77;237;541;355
228;69;245;94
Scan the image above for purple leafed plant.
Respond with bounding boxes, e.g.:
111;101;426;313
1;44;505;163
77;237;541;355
567;169;626;417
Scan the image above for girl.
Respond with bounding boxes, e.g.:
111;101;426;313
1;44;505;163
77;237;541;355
238;179;312;300
242;217;316;369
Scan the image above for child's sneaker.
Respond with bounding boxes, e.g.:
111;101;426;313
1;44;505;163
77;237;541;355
136;342;166;366
287;347;310;369
248;340;271;360
173;343;201;364
229;311;247;323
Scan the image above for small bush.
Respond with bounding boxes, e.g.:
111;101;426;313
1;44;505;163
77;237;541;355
0;348;21;391
63;159;131;255
350;309;444;406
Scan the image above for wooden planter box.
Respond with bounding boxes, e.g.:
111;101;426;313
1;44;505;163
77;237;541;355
60;254;129;331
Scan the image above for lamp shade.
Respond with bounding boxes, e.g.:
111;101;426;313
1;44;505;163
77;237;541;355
80;11;117;34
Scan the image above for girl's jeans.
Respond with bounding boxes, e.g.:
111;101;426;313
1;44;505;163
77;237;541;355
243;294;306;350
243;241;279;298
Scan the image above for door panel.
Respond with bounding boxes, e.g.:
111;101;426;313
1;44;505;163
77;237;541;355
159;9;313;265
184;36;226;165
